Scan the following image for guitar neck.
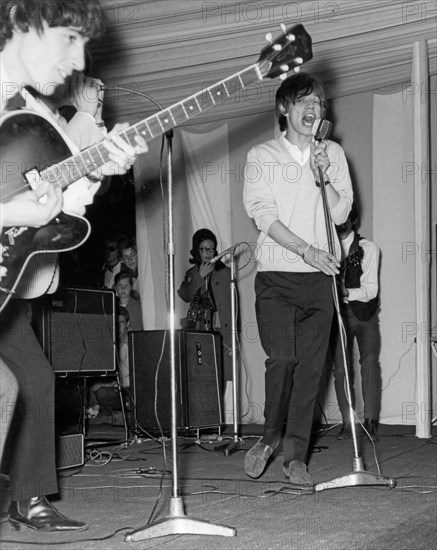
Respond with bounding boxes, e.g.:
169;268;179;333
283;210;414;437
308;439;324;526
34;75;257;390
43;63;264;189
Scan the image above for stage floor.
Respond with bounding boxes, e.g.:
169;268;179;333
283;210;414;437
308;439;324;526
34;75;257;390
1;423;436;550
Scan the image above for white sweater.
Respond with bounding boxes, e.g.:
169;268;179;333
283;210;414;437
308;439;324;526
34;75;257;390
243;135;353;273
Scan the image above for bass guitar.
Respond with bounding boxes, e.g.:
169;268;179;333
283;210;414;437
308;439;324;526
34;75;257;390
0;23;312;313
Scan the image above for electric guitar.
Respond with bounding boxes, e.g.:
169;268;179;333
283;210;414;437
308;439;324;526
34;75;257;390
0;23;312;313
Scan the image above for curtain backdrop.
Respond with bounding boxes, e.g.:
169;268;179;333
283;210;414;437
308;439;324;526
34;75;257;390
181;124;232;251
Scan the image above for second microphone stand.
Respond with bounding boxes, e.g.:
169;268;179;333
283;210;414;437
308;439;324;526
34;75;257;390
214;246;244;456
314;162;396;493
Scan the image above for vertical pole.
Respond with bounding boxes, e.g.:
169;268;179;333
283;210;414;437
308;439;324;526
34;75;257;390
412;41;431;439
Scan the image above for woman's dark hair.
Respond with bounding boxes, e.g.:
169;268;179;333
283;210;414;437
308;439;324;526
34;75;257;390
275;73;327;132
1;0;106;50
189;228;217;266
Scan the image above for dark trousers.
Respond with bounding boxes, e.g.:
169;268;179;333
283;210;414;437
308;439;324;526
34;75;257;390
333;305;381;421
255;271;334;464
0;300;58;501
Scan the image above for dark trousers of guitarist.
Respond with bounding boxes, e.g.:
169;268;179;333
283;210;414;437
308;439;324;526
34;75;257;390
0;300;58;501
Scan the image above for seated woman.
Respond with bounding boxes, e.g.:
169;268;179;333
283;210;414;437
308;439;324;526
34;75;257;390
177;228;236;385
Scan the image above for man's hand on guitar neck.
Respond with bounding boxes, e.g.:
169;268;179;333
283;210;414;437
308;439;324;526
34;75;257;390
64;123;148;216
98;122;148;178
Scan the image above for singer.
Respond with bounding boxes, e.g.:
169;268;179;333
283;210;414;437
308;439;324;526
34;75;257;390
178;229;235;383
243;73;353;488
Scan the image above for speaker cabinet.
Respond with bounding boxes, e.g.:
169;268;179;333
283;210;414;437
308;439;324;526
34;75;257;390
33;287;116;374
183;331;224;428
129;330;223;432
56;434;84;470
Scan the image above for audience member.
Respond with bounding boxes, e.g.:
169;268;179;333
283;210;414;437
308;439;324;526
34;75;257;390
102;237;122;289
114;271;143;331
119;238;140;298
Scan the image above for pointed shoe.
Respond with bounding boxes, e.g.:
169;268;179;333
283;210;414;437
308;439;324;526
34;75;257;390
8;497;88;532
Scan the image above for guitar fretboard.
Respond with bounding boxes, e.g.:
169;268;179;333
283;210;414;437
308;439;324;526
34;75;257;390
43;63;263;189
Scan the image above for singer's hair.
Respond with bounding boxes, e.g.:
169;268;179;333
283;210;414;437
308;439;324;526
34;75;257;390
275;73;327;132
1;0;106;49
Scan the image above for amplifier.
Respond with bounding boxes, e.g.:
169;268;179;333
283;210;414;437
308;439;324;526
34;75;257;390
129;330;223;432
56;434;84;470
33;287;116;374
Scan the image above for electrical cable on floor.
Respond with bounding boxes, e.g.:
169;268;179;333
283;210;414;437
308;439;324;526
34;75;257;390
0;526;136;546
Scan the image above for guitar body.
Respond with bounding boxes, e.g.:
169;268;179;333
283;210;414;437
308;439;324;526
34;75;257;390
0;111;91;312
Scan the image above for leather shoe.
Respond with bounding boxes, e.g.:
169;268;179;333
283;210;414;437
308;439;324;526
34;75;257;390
363;418;379;441
336;422;352;440
282;459;314;489
8;497;88;532
244;438;278;478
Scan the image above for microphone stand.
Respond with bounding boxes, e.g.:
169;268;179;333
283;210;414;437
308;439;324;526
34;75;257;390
314;161;396;493
214;246;244;455
125;112;236;542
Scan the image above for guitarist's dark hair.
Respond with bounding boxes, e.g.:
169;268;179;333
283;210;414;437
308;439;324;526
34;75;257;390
275;73;327;132
1;0;106;50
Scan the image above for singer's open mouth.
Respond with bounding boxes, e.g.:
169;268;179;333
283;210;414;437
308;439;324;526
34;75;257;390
302;114;315;126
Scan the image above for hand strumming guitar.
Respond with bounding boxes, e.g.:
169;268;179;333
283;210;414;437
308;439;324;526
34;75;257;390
1;182;63;229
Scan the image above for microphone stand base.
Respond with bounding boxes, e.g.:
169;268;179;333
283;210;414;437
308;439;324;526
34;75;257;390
314;457;396;492
214;438;245;456
125;497;237;542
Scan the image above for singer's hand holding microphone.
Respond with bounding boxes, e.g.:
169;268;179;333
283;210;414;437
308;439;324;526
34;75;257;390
310;141;330;183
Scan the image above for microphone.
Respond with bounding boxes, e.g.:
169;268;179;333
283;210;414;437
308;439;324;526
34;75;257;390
312;118;332;143
209;244;239;264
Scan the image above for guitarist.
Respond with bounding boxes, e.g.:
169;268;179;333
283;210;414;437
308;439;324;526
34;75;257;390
0;0;146;532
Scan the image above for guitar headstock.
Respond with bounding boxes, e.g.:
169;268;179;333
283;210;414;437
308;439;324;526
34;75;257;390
257;23;313;80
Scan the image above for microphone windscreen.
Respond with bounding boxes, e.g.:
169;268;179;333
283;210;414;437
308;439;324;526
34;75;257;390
312;119;332;142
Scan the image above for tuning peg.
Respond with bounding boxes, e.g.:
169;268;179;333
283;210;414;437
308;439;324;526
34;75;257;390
273;44;282;51
295;57;303;64
265;32;273;44
286;33;295;42
293;66;301;73
280;64;290;73
280;24;286;33
279;73;288;81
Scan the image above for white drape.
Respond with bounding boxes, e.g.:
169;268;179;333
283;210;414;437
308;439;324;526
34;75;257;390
181;124;232;252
